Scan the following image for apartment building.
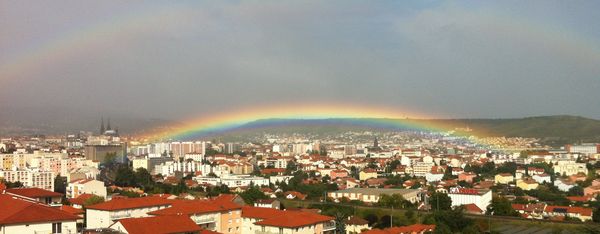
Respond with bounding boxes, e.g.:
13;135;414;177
1;169;55;191
67;179;107;199
85;197;173;229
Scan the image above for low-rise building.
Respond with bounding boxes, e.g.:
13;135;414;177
67;179;107;199
494;173;514;185
5;187;63;206
0;194;79;233
447;187;492;212
328;188;420;204
241;206;335;234
85;196;173;229
110;215;202;234
516;179;539;191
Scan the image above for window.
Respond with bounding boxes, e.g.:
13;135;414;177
52;222;62;233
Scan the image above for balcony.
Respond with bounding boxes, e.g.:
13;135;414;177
193;217;216;224
34;229;75;234
110;212;132;220
323;221;336;231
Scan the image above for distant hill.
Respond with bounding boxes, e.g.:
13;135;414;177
222;115;600;145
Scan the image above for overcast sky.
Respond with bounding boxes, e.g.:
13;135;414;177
1;0;599;121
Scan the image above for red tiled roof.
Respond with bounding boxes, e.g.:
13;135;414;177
545;205;593;216
242;206;333;228
463;203;483;214
0;194;80;225
68;193;95;205
87;196;172;211
362;224;436;234
58;205;84;216
148;198;241;216
6;188;63;198
347;216;369;225
114;215;202;234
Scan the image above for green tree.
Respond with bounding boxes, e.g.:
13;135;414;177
429;192;452;211
83;195;105;207
54;175;67;194
239;186;268;204
487;196;518;216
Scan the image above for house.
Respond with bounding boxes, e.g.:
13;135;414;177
516;179;539;191
110;215;202;234
361;224;436;234
241;206;336;234
85;196;174;229
330;170;349;179
67;179;107;199
458;173;476;183
447;187;492;212
0;194;79;233
553;161;588;176
544;206;593;222
285;191;307;200
346;216;370;234
512;203;546;219
359;169;378;181
5;187;63;206
532;173;551;184
494;173;514;185
554;179;576;192
328;188;420;204
584;185;600;197
254;199;281;209
425;172;444;183
462;203;484;215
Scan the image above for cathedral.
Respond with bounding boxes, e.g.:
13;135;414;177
99;117;119;137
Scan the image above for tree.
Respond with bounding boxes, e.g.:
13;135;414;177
54;175;67;194
285;161;298;175
487;196;518;216
433;223;452;234
240;186;268;204
429;192;452;211
114;165;135;187
568;186;584;196
83;195;105;207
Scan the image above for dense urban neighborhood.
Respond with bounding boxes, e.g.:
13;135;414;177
2;122;600;234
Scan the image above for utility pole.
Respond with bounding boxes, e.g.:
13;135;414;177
390;205;393;228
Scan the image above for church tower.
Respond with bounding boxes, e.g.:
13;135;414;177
100;117;105;135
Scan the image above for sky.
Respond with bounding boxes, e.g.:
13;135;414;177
1;0;600;123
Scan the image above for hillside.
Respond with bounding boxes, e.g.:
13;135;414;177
223;115;600;144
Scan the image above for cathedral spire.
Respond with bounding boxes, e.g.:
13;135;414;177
107;117;111;131
100;117;105;134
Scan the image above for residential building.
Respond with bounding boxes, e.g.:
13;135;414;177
447;187;492;211
1;169;55;190
0;194;79;234
328;188;420;204
67;179;107;199
553;161;588;176
516;179;539;191
85;196;173;229
241;206;335;234
345;216;369;234
5;187;63;206
494;173;514;185
359;169;377;181
110;215;202;234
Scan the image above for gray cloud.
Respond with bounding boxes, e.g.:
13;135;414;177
1;1;599;124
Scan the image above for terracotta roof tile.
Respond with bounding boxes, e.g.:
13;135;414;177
0;194;79;225
87;196;172;211
114;215;201;234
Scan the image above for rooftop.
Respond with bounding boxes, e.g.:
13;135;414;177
0;194;80;225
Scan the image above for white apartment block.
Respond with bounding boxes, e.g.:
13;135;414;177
194;175;269;188
413;162;435;177
553;161;588;176
447;187;492;211
1;169;55;191
67;179;107;198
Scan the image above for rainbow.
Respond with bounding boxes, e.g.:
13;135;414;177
136;103;484;142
